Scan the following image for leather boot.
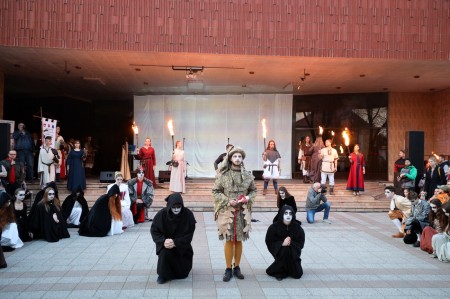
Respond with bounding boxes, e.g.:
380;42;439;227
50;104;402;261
263;189;267;196
329;186;334;195
233;265;244;279
223;268;232;282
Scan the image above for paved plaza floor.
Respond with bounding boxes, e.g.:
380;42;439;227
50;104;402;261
1;211;449;299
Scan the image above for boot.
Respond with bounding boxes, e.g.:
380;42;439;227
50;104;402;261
233;265;244;279
329;186;334;195
274;188;278;195
263;189;267;196
223;268;232;282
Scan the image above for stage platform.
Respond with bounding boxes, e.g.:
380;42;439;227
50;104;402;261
26;178;390;213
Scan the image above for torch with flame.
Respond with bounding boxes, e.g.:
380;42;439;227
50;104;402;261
132;122;139;150
167;120;175;150
331;130;335;143
262;118;267;149
342;129;350;155
319;126;324;136
340;145;344;154
431;151;440;160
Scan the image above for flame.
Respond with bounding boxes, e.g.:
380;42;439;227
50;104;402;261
342;129;350;146
340;145;344;154
167;120;174;136
319;126;323;135
132;122;139;134
432;151;439;160
261;118;267;138
331;130;335;136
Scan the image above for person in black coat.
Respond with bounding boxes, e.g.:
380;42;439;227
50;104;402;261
150;193;196;284
61;188;89;228
273;186;297;223
265;205;305;281
424;157;447;200
78;184;122;237
29;187;70;242
12;188;32;242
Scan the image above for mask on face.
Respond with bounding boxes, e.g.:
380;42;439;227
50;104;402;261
48;192;55;201
384;190;392;198
171;205;182;215
283;210;293;224
279;191;286;200
16;191;26;201
137;172;144;180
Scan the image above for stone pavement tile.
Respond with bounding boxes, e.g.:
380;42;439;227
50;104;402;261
67;290;97;298
24;283;54;291
285;287;312;296
73;282;102;290
145;281;170;289
98;281;124;290
16;291;47;298
193;287;217;297
193;280;214;289
58;276;84;284
42;290;71;298
419;288;450;295
0;291;21;299
118;289;145;298
103;275;128;283
109;269;130;276
80;276;105;283
143;288;169;297
329;288;357;295
192;274;214;282
18;271;46;278
122;281;146;290
168;288;193;297
93;289;121;298
216;287;241;296
306;288;335;296
365;280;395;288
50;283;77;291
125;275;148;283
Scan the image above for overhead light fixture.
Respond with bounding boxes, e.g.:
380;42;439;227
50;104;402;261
171;66;204;79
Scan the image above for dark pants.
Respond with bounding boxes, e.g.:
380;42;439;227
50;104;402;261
403;219;426;244
17;150;34;180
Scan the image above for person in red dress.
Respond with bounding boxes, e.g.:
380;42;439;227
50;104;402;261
346;144;365;196
138;138;156;187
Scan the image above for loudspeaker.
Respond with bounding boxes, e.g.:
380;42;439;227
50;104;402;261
158;170;171;183
99;171;115;183
405;131;424;176
252;170;264;180
0;123;10;159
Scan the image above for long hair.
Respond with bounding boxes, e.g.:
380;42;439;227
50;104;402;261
313;137;324;148
39;187;61;212
276;186;292;208
429;198;442;224
109;194;122;221
266;140;278;151
441;201;450;234
0;197;15;229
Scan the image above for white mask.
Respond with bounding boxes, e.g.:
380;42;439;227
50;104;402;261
283;210;293;224
137;172;144;180
171;206;182;215
16;191;26;201
279;191;286;200
47;192;55;201
231;153;243;166
384;190;393;199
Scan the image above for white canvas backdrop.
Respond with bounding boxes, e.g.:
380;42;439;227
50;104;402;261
134;94;293;178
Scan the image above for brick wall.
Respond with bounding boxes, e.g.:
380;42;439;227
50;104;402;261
1;0;449;59
432;90;450;155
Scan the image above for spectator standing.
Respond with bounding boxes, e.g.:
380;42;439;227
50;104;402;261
13;123;34;182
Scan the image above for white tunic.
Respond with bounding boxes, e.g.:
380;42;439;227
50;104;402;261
38;146;56;187
107;183;134;228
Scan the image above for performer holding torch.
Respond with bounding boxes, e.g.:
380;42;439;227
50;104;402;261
168;120;186;193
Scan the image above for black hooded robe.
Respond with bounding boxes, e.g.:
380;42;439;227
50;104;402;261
273;196;297;223
0;191;12;268
28;182;59;238
13;202;32;242
62;191;89;226
265;205;305;279
78;185;120;237
33;201;70;242
150;193;196;281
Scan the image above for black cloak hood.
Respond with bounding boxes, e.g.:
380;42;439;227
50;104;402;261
107;184;120;197
277;204;297;225
0;191;12;208
165;193;184;216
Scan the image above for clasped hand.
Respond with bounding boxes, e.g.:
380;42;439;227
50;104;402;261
230;195;247;207
164;238;175;249
53;213;59;223
282;236;291;246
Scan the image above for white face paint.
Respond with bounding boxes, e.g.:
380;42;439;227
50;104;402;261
279;191;286;200
16;191;26;201
137;171;144;180
171;205;182;215
116;177;123;184
231;153;243;166
283;210;293;224
47;191;55;201
384;190;393;199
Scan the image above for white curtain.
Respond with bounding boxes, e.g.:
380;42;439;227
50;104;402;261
134;94;293;178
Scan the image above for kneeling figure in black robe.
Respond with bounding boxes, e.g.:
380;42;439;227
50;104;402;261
265;205;305;280
62;188;89;228
150;193;196;284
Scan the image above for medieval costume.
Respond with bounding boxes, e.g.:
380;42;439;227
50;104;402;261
55;130;66;180
66;148;86;192
61;189;89;227
150;193;196;284
138;144;156;187
28;182;59;238
29;188;70;242
308;138;324;183
298;137;312;183
1;190;24;251
346;148;365;194
213;146;257;282
0;153;26;197
38;141;58;188
273;188;297;223
262;140;281;195
128;170;154;223
169;144;186;193
108;181;134;228
79;184;122;237
13;189;32;242
394;153;406;195
266;205;305;280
